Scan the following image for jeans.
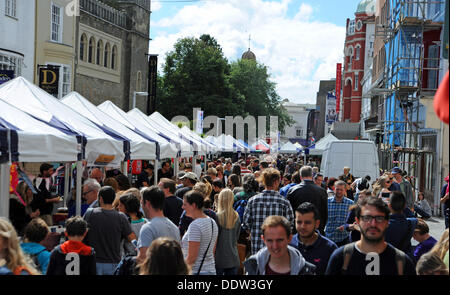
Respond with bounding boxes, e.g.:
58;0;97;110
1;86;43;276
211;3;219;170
413;204;431;219
216;267;238;275
96;263;118;275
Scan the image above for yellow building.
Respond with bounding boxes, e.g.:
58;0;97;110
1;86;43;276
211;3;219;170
34;0;76;99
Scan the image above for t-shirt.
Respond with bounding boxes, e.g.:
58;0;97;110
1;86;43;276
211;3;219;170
325;243;416;275
83;208;133;264
289;232;338;275
413;236;437;262
163;195;184;226
131;218;147;240
135;171;154;188
265;262;290;275
158;169;173;182
138;217;180;249
182;217;218;274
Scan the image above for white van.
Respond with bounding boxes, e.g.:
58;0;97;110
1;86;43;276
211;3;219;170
320;140;379;181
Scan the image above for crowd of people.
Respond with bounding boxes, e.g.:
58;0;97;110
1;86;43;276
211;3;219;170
1;155;449;276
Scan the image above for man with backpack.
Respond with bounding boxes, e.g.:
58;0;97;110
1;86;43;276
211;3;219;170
325;197;416;275
385;191;418;261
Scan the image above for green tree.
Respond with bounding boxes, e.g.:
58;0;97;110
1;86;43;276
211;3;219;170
228;59;294;133
159;35;240;120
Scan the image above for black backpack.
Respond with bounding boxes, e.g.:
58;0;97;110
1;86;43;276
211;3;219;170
114;255;138;275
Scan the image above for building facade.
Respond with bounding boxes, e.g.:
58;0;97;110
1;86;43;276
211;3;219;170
341;0;376;123
0;0;35;82
281;100;316;146
314;79;337;141
34;0;77;99
367;0;448;214
75;0;151;112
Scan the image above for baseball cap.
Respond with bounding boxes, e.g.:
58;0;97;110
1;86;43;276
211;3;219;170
391;167;402;174
180;172;199;182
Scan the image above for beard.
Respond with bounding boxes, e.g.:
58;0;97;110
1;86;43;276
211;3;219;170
361;227;385;244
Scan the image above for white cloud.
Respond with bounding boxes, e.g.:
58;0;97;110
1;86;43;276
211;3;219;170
151;1;162;12
150;0;346;105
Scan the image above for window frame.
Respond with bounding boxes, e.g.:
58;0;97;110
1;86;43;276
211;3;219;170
5;0;17;18
45;62;71;99
50;2;63;43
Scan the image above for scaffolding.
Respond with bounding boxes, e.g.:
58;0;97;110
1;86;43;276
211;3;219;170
376;0;444;197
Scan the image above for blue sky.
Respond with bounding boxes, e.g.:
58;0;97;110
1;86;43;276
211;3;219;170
149;0;365;104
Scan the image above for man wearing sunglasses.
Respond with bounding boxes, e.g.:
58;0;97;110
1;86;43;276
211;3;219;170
325;197;416;275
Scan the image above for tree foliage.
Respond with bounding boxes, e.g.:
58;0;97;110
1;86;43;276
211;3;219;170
157;34;293;133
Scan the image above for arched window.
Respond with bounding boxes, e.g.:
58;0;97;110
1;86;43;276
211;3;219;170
111;45;117;70
136;71;142;92
80;34;87;61
88;37;95;63
104;43;111;68
96;40;103;66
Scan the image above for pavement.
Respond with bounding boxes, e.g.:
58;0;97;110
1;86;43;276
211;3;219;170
411;215;447;247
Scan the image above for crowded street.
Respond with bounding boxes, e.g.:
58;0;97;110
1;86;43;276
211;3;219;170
0;0;449;287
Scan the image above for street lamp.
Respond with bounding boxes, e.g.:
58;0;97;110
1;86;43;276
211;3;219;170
132;91;149;109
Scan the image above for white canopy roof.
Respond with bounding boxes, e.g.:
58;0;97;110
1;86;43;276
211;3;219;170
180;126;217;154
279;142;301;154
0;77;124;166
0;99;80;162
309;133;339;155
206;134;245;153
128;108;193;158
62;92;158;160
148;112;206;155
98;101;178;159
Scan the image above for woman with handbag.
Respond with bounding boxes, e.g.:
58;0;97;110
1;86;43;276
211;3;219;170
181;191;218;275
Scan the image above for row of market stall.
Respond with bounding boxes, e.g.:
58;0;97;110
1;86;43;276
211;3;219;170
0;77;264;219
0;76;341;219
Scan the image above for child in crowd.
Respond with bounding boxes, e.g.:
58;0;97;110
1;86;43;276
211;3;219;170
46;216;96;275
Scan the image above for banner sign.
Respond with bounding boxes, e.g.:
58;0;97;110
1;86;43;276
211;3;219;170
0;70;14;85
326;92;337;124
39;66;59;96
148;55;158;113
195;110;204;135
336;63;342;115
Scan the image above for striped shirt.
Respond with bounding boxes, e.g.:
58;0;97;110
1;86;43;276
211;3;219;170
242;190;295;254
325;196;354;243
181;216;218;274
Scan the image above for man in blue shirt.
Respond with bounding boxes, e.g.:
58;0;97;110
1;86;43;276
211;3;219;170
385;191;418;261
290;202;337;275
325;180;354;247
280;172;300;197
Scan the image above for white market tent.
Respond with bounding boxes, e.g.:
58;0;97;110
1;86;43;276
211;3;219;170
279;142;301;154
62;92;158;160
0;77;125;166
148;112;206;155
309;133;339;155
0;77;128;217
128;108;194;158
207;134;245;153
98;101;178;160
179;126;217;155
0;100;81;218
